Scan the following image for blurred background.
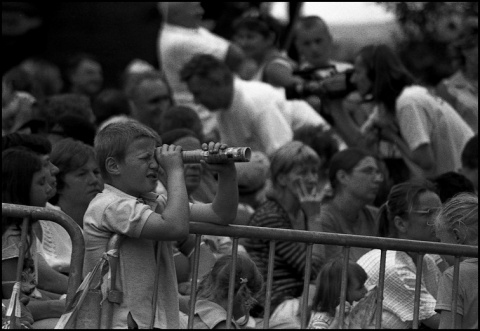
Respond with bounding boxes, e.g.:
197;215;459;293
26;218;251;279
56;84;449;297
3;2;477;88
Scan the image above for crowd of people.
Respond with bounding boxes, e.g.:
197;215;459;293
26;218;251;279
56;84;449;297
2;2;478;329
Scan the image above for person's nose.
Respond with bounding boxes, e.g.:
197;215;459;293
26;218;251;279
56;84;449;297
150;156;159;170
50;162;60;176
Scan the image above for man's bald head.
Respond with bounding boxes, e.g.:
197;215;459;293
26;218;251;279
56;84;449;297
158;2;204;28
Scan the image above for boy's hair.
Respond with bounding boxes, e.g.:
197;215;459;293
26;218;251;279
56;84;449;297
377;180;437;238
435;193;478;245
50;138;97;204
432;171;475;203
2;133;52;154
293;15;332;41
269;140;321;187
94;119;161;181
197;253;264;310
233;14;282;46
180;54;233;86
2;148;43;234
311;257;367;316
462;135;478;170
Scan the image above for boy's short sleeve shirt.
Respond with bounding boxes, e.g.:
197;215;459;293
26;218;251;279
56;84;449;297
83;184;181;329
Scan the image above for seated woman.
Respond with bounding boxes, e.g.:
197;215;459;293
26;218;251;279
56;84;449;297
357;180;442;329
2;148;67;328
243;141;324;327
317;148;383;263
35;138;104;274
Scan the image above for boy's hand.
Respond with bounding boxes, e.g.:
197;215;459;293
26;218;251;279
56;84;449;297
155;144;184;173
200;142;236;174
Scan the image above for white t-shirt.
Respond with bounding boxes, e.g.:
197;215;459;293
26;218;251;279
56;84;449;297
158;23;230;104
158;23;231;137
216;78;293;156
395;85;474;177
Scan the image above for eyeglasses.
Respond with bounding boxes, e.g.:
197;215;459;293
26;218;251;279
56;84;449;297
409;207;441;218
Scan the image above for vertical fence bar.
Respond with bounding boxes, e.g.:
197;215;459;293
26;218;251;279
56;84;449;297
9;217;30;329
300;244;313;329
412;254;424;329
187;235;203;329
226;238;240;329
375;250;387;329
451;257;461;329
263;240;276;329
338;247;350;329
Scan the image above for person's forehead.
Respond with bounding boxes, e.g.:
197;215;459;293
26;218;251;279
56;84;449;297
296;23;330;41
138;79;169;95
355;157;377;168
126;137;156;154
414;191;442;208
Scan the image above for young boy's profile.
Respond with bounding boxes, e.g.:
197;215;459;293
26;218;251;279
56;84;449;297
82;120;238;328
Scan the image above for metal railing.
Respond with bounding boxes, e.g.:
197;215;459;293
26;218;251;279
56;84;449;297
2;203;84;310
186;222;478;329
3;203;477;329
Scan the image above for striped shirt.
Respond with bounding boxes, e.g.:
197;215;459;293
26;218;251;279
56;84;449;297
244;199;322;315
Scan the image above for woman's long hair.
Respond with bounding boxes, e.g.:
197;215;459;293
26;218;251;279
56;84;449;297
357;44;416;113
2;148;43;235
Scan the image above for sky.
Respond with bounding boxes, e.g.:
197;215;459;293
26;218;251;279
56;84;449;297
270;2;396;25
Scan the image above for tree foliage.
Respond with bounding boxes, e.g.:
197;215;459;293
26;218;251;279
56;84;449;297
377;2;478;86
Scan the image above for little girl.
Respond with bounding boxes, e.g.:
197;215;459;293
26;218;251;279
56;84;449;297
308;258;368;329
193;253;264;329
434;193;478;329
2;148;64;329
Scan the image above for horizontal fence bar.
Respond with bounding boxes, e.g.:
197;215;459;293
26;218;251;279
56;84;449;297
2;203;85;309
189;222;477;258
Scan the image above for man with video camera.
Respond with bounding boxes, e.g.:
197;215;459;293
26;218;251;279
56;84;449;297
287;16;355;107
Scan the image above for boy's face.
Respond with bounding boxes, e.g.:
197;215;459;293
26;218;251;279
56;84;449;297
116;137;159;197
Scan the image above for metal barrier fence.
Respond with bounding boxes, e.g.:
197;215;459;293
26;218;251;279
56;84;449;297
2;203;84;310
187;222;478;329
2;203;477;329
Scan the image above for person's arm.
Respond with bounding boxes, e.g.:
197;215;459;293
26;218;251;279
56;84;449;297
140;144;190;241
36;253;68;295
264;60;303;88
225;44;246;74
190;144;238;226
420;313;440;329
438;310;462;329
26;297;65;320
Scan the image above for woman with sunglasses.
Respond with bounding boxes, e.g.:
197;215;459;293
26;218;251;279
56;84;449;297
357;180;443;329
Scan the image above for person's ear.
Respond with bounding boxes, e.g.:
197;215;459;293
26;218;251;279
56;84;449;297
394;215;409;234
453;227;467;244
105;157;121;176
336;169;349;186
277;173;288;187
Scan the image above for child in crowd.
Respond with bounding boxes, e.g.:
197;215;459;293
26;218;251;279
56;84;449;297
434;193;478;329
2;148;65;328
82;120;238;329
193;253;264;329
308;258;368;329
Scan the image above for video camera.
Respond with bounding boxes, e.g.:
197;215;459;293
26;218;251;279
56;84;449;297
285;65;355;100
